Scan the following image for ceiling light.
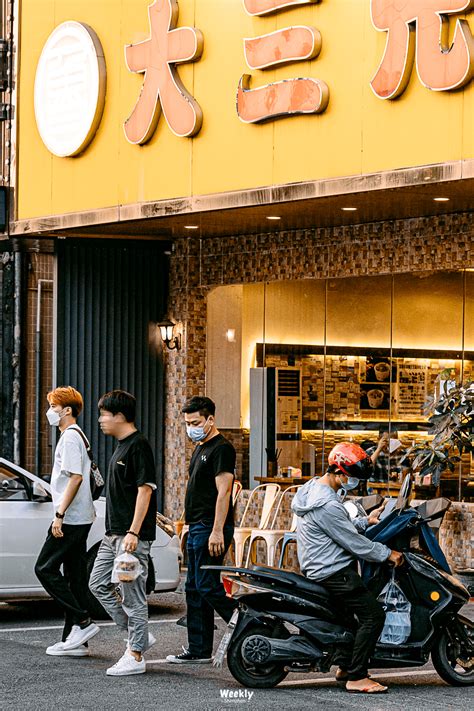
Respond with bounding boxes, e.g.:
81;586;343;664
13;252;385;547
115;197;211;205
341;207;357;211
184;225;199;229
266;216;281;220
433;197;450;202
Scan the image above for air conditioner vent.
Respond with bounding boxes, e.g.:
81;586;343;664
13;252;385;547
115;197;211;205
277;369;300;397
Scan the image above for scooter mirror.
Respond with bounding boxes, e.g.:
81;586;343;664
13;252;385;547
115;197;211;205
395;473;412;512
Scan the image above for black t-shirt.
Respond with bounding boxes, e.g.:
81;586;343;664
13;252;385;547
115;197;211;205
184;433;236;526
105;431;157;541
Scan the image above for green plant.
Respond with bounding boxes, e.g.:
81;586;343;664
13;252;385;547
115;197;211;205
401;373;474;486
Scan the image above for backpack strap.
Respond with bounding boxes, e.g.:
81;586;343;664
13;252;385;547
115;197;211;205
67;426;94;463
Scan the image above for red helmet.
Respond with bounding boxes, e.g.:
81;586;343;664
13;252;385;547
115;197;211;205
328;442;374;480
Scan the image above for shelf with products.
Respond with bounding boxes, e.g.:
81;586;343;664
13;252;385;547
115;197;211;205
257;342;474;430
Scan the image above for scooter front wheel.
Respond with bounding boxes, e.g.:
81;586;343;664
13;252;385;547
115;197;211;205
227;623;289;689
431;622;474;686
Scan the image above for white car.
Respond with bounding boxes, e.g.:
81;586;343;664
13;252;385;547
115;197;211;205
0;458;182;617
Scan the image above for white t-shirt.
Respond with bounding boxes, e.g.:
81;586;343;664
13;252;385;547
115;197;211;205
51;425;96;525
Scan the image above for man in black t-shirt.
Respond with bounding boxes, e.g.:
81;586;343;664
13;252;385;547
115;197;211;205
89;390;157;677
166;396;237;664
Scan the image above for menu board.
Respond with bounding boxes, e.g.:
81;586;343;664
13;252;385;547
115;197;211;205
397;360;428;417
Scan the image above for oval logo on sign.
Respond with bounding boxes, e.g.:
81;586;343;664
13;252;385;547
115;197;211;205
34;21;106;157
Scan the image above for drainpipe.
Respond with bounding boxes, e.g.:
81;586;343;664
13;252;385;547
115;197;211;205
35;279;53;476
12;248;22;464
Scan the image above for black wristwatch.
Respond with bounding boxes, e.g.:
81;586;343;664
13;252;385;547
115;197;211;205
55;511;65;519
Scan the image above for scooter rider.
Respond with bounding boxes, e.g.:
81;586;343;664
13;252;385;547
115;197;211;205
292;442;403;695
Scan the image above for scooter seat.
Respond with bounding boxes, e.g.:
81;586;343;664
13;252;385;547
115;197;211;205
251;565;331;599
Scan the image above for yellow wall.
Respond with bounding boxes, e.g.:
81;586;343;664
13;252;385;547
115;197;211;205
17;0;474;219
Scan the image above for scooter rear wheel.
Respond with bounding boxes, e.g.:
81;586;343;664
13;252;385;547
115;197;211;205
431;623;474;686
227;623;289;689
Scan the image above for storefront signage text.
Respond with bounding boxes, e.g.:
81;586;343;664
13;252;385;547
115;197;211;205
33;0;474;157
371;0;474;99
124;0;203;144
237;0;329;123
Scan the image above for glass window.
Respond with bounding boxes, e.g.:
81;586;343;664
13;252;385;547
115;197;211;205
206;270;472;503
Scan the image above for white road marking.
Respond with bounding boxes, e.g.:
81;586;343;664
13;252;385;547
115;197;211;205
0;618;182;633
0;615;221;634
279;669;438;688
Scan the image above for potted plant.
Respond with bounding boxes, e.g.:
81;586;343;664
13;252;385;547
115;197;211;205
402;371;474;486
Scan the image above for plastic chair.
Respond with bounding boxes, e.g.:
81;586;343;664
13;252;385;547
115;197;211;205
174;510;186;539
232;479;243;504
278;529;297;569
245;486;301;568
232;483;281;567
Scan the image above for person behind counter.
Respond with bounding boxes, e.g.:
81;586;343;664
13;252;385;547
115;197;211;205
361;429;407;484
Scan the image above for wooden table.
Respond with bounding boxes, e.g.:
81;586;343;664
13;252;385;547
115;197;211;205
366;481;403;497
255;476;312;489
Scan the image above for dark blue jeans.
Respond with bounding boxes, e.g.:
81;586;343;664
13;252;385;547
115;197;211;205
185;522;237;657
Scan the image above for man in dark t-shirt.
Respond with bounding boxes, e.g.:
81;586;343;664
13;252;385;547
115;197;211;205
89;390;157;677
166;396;237;664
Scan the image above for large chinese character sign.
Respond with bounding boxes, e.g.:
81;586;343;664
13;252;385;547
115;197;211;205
124;0;203;144
371;1;474;98
237;0;329;122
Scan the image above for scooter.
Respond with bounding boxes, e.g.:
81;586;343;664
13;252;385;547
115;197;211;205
208;478;473;689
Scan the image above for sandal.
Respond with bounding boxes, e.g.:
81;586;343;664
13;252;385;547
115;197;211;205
346;682;388;694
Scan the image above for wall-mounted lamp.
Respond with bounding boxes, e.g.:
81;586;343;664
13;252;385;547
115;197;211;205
157;320;181;351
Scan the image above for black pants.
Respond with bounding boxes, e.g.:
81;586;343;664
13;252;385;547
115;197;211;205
35;523;92;641
321;564;386;681
185;522;238;657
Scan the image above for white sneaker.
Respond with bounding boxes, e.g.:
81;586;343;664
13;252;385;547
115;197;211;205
123;632;156;651
62;623;100;650
106;649;146;676
46;641;89;657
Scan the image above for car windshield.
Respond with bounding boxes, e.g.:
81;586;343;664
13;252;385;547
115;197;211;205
0;468;31;500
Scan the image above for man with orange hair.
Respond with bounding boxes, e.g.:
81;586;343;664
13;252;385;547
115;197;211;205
35;386;100;657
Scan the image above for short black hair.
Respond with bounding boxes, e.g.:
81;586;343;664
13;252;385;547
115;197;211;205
182;395;215;418
360;439;377;451
98;390;136;423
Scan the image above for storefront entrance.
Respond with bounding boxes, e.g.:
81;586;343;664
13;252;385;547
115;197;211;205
207;270;474;505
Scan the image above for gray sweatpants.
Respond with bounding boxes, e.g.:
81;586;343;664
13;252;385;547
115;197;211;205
89;535;151;653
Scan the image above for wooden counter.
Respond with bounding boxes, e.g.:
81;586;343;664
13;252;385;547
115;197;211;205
255;476;312;489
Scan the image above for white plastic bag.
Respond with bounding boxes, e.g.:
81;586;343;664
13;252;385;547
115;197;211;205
377;572;411;645
111;551;143;583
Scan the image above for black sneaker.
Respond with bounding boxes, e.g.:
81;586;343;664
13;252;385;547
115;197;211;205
165;648;212;664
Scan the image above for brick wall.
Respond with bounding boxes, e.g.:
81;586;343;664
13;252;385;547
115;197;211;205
163;212;474;519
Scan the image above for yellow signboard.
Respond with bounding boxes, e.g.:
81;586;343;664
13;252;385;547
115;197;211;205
17;0;474;220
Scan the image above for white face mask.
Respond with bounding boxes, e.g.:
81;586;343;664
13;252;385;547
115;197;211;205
342;476;360;492
46;407;63;427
